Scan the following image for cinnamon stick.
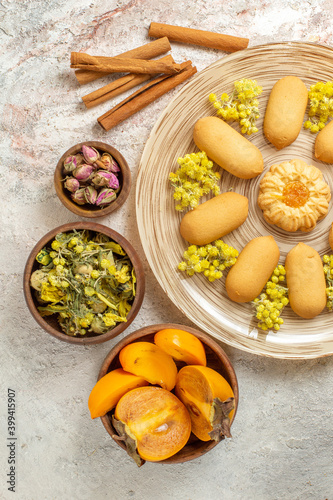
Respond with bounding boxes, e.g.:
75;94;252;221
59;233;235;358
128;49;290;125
82;55;175;109
97;61;197;131
71;54;181;75
74;37;171;85
148;22;249;52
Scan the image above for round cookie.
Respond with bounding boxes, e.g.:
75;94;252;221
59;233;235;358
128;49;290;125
257;159;331;232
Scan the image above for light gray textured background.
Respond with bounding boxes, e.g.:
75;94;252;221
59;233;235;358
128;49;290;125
1;1;333;499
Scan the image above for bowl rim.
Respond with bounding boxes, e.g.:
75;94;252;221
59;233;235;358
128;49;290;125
23;221;145;345
54;141;131;218
98;323;239;464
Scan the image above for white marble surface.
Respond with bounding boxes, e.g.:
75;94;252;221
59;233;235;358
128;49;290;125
1;1;333;499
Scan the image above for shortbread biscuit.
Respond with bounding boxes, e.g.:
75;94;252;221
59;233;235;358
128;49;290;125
193;116;264;179
258;159;330;232
285;243;326;319
315;120;333;163
225;236;280;303
180;192;248;245
264;76;308;150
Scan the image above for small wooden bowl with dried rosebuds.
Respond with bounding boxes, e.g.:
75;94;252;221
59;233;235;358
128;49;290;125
54;141;131;218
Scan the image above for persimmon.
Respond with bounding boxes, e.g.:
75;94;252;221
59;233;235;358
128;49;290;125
175;365;235;442
154;328;207;366
119;341;177;391
113;386;191;464
88;368;149;419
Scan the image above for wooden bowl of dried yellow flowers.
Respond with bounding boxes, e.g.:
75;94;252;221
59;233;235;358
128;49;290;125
23;222;145;345
54;141;131;218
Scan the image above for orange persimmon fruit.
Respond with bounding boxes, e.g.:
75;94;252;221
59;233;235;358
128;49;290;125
88;368;149;419
113;386;191;464
175;365;235;442
154;328;207;366
119;341;177;391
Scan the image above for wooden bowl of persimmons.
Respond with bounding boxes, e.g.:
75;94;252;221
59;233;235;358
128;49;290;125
88;323;239;466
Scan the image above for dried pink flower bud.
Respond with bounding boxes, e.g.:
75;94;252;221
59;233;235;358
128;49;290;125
82;145;100;164
84;186;98;204
95;188;117;207
63;155;77;173
64;177;80;193
91;170;113;187
71;188;86;205
75;153;85;166
100;153;120;173
108;173;119;190
73;164;94;182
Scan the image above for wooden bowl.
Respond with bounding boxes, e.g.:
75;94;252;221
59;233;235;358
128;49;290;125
54;141;131;218
98;323;239;464
23;221;145;345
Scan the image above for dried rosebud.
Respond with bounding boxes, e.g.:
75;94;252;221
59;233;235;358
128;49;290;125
84;185;98;204
95;188;117;207
82;145;100;164
64;177;80;193
91;170;113;187
100;153;120;173
108;173;119;190
73;164;94;182
63;155;77;173
75;153;85;166
71;188;86;205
